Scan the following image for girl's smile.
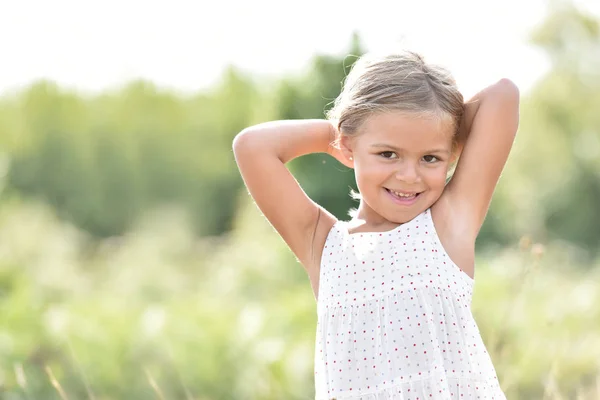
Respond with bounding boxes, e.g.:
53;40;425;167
384;187;422;206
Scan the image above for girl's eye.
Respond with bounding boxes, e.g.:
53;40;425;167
380;151;397;159
423;155;439;163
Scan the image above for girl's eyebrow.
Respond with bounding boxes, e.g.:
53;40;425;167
370;143;450;154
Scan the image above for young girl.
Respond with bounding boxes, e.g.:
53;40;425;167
233;51;519;399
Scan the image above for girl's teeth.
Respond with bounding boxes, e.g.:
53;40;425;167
391;190;416;198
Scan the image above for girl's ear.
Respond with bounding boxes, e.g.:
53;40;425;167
330;133;354;168
339;135;355;163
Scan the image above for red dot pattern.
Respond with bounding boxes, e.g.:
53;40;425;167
313;209;506;399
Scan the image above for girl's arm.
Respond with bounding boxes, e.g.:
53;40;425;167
232;120;340;270
442;79;520;239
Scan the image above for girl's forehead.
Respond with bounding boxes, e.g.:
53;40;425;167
356;111;454;148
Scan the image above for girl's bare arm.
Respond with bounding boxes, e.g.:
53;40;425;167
443;79;520;239
232;119;339;270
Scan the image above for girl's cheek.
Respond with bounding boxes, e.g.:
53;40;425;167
422;167;447;183
361;162;388;175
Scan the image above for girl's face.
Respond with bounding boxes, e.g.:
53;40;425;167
341;111;456;225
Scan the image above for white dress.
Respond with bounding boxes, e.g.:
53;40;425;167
314;208;506;399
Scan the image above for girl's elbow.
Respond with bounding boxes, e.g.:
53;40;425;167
495;78;520;102
232;128;258;154
232;131;255;162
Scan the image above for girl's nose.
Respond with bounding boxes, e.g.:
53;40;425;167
395;162;420;184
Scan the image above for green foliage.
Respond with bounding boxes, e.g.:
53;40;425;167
487;4;600;256
0;198;599;399
0;6;599;400
3;75;258;238
1;15;599;253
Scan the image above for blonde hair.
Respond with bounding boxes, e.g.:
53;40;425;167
327;50;464;142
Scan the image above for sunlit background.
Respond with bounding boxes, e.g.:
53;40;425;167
0;0;599;398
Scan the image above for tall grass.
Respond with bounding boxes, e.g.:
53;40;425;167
0;197;598;399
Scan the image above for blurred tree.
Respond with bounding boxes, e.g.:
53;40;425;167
489;3;600;256
3;18;600;257
190;66;259;236
4;72;258;238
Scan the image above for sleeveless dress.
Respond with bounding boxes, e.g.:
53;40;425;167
314;208;506;399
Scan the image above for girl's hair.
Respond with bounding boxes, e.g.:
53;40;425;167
327;50;464;143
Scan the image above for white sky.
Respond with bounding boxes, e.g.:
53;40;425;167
0;0;598;98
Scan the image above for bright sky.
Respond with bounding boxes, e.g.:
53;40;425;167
0;0;598;98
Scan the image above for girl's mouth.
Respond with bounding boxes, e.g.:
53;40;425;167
385;188;422;205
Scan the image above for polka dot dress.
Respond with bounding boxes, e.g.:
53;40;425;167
314;208;506;400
